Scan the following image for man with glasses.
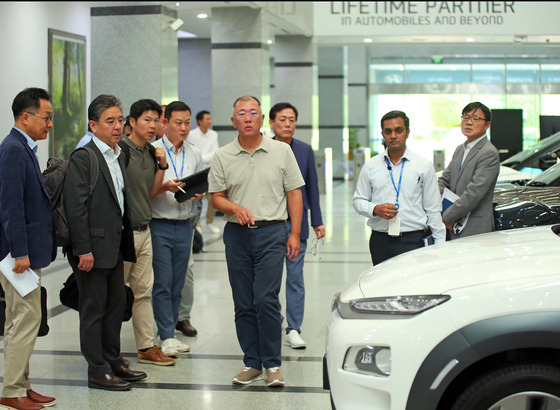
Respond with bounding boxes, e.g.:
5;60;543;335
438;102;500;240
269;102;324;350
353;110;446;266
0;88;57;409
64;95;146;391
209;96;304;387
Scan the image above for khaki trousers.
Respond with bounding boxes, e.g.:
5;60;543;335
1;268;41;397
123;228;155;350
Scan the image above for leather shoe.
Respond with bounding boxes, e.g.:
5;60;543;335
0;397;44;410
112;364;147;382
88;373;131;391
176;319;198;337
26;390;56;407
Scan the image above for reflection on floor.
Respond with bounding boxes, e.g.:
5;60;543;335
0;181;373;409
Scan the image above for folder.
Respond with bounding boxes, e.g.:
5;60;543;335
441;188;470;234
174;167;210;203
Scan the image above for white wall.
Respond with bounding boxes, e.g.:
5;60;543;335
0;1;91;169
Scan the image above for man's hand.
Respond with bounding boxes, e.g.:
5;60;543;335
287;233;300;261
313;225;325;239
190;193;204;201
78;253;94;272
13;256;30;274
374;203;399;220
233;205;255;226
166;178;186;193
155;147;167;168
443;217;453;231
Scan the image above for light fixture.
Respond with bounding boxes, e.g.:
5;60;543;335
170;18;184;31
364;38;373;43
267;40;273;44
197;13;208;19
466;38;475;42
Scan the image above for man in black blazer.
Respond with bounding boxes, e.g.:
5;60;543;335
64;95;145;391
0;88;57;410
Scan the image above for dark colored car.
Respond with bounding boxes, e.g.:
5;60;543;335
501;131;560;177
494;161;560;229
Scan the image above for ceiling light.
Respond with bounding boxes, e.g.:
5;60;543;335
466;38;474;42
176;2;179;6
364;38;373;43
197;13;208;19
267;40;273;44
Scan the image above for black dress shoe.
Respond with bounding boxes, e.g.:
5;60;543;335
88;373;131;391
112;364;147;382
176;319;198;337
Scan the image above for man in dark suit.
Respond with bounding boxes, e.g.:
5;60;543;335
438;102;500;239
269;102;324;350
64;95;145;391
0;88;57;410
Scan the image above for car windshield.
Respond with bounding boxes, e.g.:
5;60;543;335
527;162;560;187
502;131;560;169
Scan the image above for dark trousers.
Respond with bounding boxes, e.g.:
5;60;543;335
369;230;424;266
223;222;288;369
67;251;126;378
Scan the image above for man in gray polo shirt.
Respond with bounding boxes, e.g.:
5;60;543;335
118;99;175;366
209;95;304;387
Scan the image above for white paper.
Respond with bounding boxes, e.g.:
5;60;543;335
441;188;470;234
0;254;40;297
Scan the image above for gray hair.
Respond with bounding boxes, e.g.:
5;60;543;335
88;94;122;122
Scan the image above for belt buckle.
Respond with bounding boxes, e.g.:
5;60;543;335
248;223;258;229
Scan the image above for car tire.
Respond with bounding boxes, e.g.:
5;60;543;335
450;363;560;410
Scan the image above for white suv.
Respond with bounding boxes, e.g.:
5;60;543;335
325;224;560;410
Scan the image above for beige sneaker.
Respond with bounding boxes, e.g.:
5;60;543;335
266;367;285;387
232;367;264;385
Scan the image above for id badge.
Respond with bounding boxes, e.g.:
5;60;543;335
388;216;401;236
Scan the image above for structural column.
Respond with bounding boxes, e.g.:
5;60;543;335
318;47;347;179
274;35;317;147
90;4;179;114
211;7;271;147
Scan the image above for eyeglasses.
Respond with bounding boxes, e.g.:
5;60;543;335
26;112;54;124
236;111;260;119
101;117;126;127
461;115;487;123
311;238;324;259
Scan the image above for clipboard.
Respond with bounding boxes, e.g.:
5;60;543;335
174;167;210;203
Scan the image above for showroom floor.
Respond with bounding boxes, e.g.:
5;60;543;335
0;180;374;410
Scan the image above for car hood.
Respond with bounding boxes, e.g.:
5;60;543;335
494;186;560;210
437;165;532;184
340;226;560;301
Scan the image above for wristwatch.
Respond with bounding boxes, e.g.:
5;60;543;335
158;163;169;170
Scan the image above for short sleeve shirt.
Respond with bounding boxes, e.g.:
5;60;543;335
208;135;304;223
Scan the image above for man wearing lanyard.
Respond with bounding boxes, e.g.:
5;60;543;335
149;101;204;357
353;110;446;265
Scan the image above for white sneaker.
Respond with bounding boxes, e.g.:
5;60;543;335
284;330;306;349
161;338;178;357
172;337;190;352
207;223;221;234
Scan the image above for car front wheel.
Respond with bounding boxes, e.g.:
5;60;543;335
450;363;560;410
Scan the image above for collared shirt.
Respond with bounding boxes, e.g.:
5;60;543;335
92;135;125;216
14;126;39;163
150;135;203;220
188;127;219;169
461;134;489;168
353;148;446;244
208;135;305;223
121;136;156;227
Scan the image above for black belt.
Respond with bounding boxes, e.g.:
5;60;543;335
373;229;424;237
247;220;285;228
132;225;148;232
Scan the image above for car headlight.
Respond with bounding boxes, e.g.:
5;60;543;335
343;346;391;377
350;295;450;315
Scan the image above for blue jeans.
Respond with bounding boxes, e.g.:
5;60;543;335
223;222;288;369
285;224;307;334
150;218;193;340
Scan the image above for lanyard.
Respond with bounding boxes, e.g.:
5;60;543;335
162;137;185;179
385;157;404;209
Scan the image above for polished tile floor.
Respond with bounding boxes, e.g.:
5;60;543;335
1;181;373;409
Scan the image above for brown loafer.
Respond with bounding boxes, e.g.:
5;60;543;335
88;373;131;391
0;397;44;410
112;364;147;382
26;390;56;407
176;319;198;337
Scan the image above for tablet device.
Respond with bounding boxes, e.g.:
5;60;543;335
174;167;210;203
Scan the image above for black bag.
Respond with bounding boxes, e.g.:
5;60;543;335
0;284;49;337
193;228;203;254
59;273;134;321
42;146;99;247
